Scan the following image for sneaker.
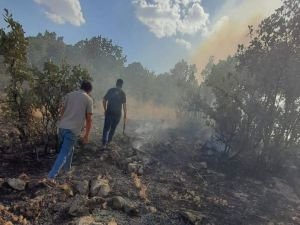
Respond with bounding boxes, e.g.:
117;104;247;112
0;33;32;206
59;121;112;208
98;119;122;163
42;178;57;188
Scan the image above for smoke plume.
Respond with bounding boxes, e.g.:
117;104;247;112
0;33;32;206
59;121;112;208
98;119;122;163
192;0;282;75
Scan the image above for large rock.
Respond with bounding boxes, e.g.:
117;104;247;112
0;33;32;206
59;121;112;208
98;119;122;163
7;178;26;191
90;177;111;197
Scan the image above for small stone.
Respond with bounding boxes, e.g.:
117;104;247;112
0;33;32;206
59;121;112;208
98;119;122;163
77;216;95;225
90;177;111;197
107;219;118;225
99;183;110;197
148;206;157;213
74;180;89;195
110;196;125;210
180;210;205;224
137;167;144;175
7;178;26;191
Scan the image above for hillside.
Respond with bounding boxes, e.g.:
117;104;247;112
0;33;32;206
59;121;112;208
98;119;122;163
1;114;300;225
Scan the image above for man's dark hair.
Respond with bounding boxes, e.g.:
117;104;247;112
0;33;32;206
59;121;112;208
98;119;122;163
116;79;124;88
80;80;92;93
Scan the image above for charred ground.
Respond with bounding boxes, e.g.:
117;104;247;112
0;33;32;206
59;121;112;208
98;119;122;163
0;114;300;225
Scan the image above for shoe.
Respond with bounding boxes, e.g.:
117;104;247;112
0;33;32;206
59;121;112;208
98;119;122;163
42;178;57;188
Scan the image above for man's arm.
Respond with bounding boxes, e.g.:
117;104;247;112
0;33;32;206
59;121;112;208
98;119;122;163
102;98;107;114
122;103;127;134
83;113;93;144
123;103;127;120
123;92;127;120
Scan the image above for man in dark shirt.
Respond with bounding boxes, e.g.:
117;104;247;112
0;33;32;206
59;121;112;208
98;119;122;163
102;79;127;147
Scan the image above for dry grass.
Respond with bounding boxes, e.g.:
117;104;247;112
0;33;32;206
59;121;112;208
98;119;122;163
131;173;149;202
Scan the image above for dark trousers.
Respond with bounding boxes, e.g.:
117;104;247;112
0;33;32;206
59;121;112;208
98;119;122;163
102;114;121;145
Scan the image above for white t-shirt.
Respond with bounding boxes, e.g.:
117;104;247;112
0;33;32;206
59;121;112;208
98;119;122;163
58;90;93;135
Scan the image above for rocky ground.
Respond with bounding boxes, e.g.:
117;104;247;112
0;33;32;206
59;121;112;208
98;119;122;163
1;114;300;225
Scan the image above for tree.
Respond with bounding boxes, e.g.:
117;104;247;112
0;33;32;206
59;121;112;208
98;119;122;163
182;0;300;170
0;9;34;141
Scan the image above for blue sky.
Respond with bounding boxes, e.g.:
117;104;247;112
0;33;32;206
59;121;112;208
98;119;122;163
0;0;281;74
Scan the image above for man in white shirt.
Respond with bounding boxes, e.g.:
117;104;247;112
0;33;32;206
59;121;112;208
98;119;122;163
48;80;93;179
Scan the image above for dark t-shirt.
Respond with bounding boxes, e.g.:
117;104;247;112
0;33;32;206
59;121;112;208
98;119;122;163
104;87;126;117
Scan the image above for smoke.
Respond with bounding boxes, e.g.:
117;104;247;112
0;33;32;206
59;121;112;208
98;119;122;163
192;0;282;74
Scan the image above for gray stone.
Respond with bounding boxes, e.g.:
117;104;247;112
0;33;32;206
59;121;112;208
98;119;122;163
148;206;157;213
74;180;89;195
90;177;111;197
180;210;205;224
99;183;111;197
109;196;139;216
110;196;125;210
7;178;26;191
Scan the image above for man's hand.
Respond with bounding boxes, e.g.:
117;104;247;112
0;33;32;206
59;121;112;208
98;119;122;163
83;113;92;144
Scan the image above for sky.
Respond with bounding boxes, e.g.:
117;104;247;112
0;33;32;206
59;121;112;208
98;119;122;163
0;0;283;74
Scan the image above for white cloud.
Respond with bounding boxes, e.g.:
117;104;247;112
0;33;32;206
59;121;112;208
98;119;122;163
175;38;192;49
132;0;209;38
44;12;65;25
34;0;85;26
